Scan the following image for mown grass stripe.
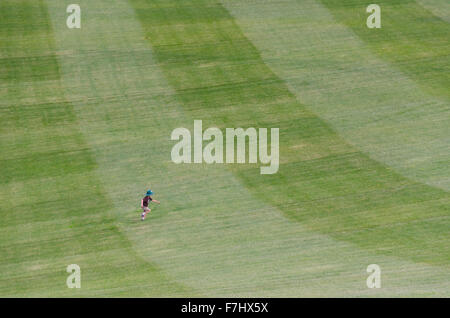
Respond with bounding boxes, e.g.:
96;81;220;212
318;0;450;99
221;0;449;189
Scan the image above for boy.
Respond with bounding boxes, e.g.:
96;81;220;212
141;190;160;221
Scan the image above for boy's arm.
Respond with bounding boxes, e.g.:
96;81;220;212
141;199;144;208
152;199;160;204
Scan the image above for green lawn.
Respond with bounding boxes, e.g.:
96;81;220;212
0;0;448;297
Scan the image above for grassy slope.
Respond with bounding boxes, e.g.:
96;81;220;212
46;0;398;297
222;0;450;258
129;0;449;266
0;0;190;297
222;0;450;191
49;0;448;296
0;0;448;296
46;0;448;296
320;0;449;99
318;0;450;189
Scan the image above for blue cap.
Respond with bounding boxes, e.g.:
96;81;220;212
146;190;153;196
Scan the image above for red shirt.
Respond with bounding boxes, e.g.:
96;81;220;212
142;196;152;207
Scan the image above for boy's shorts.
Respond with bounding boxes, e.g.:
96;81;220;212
142;206;150;212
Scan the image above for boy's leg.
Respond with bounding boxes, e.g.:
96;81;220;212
141;207;150;220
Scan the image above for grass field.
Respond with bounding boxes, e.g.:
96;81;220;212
0;0;448;297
